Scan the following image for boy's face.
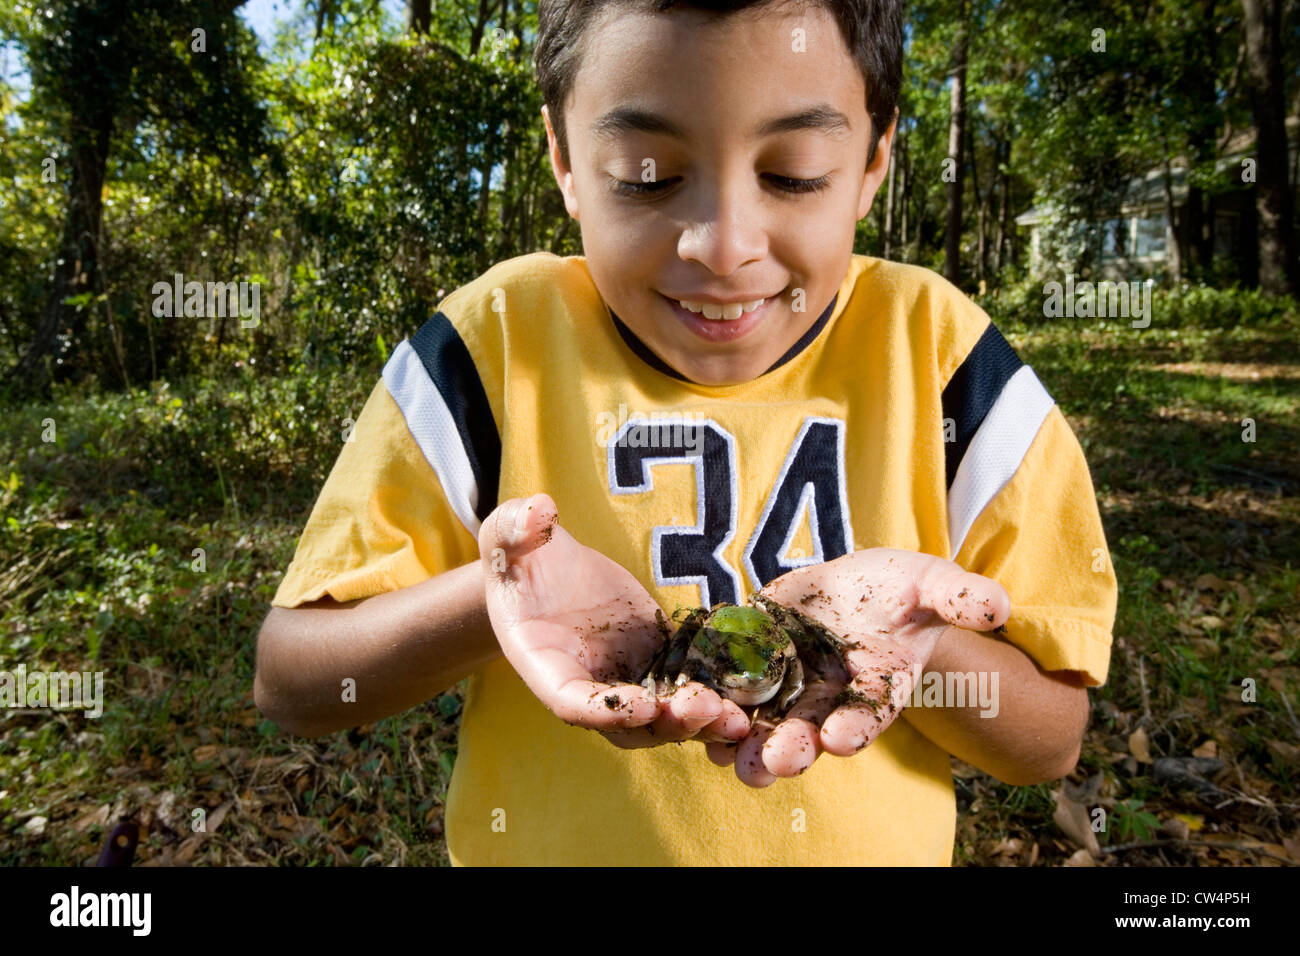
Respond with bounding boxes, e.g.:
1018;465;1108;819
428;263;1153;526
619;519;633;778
543;4;896;386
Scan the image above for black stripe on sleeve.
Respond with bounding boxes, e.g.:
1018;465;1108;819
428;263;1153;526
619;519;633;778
940;322;1025;489
409;311;501;522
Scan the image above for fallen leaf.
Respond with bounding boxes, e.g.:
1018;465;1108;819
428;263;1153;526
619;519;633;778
1052;789;1102;859
1266;739;1300;764
1192;740;1218;758
1258;626;1284;646
247;755;288;771
1195;574;1227;593
1282;837;1300;862
1128;726;1152;763
1191;638;1221;657
206;800;233;835
990;837;1023;857
173;836;202;864
72;805;111;834
1063;848;1096;867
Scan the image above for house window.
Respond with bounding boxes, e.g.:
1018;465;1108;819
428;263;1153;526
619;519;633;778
1134;215;1166;258
1101;218;1128;260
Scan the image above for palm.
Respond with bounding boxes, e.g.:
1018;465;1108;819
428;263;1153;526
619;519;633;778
488;520;663;686
760;548;982;705
717;548;1010;786
479;494;752;745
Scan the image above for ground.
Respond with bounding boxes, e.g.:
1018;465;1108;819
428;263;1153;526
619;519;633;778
1;287;1297;866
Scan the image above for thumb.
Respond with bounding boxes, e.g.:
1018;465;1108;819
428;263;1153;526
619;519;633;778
915;559;1011;632
479;493;559;570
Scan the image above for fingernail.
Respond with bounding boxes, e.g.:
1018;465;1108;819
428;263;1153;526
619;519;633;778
512;495;534;540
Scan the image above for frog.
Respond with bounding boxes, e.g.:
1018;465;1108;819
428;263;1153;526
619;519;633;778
639;593;852;722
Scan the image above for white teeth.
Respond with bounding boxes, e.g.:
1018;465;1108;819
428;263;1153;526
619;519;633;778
676;298;765;321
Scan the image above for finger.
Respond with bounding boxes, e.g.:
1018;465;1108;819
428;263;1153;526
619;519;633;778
478;493;559;571
819;665;913;756
761;717;822;777
549;677;660;731
705;741;739;767
646;682;724;742
820;704;891;756
600;726;664;749
697;699;753;743
915;560;1011;631
734;719;779;788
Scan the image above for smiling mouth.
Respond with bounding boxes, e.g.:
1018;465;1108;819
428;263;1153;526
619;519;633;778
658;289;784;344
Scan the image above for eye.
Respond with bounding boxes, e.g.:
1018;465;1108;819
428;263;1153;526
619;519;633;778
767;174;832;195
609;177;679;197
608;174;832;198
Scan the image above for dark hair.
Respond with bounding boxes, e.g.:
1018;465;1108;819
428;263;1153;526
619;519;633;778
534;0;903;171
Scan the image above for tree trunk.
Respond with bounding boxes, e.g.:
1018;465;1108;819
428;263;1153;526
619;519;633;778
944;0;970;286
407;0;432;34
967;116;986;285
1160;156;1183;284
883;146;896;259
1183;0;1221;280
511;0;525;65
6;104;113;397
898;130;910;257
1241;0;1298;295
469;0;495;56
994;133;1010;277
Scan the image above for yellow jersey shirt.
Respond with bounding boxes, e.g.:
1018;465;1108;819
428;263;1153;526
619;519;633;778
271;251;1117;865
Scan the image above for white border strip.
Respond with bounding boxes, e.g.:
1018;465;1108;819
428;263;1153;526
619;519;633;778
948;365;1055;559
382;339;482;536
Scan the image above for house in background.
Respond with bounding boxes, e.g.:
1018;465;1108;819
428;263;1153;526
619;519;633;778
1015;117;1299;284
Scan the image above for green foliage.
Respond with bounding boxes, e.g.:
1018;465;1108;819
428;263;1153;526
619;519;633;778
1158;284;1299;329
1110;799;1160;843
0;0;571;394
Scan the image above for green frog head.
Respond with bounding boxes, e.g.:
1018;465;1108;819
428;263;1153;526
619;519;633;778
685;604;795;706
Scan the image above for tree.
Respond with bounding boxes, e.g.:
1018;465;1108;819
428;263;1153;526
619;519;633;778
1241;0;1298;296
2;0;271;398
944;0;970;285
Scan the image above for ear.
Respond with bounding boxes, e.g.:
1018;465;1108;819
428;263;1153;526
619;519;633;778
856;108;899;221
542;105;580;221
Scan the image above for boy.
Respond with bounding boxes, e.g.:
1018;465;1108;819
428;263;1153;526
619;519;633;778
254;0;1117;865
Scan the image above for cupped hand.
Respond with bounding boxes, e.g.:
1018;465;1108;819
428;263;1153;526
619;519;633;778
704;548;1011;787
478;494;750;748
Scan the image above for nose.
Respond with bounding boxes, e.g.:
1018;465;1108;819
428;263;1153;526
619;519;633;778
676;172;768;275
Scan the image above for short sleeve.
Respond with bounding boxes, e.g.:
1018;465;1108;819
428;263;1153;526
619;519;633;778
271;377;481;607
949;402;1117;685
937;302;1116;686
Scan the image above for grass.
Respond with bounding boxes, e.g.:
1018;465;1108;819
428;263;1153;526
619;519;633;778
954;285;1300;866
1;285;1298;866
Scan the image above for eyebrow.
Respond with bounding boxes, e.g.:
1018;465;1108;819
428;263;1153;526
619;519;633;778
589;104;853;143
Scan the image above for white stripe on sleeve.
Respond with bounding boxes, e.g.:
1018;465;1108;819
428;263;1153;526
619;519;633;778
948;365;1056;559
382;339;482;537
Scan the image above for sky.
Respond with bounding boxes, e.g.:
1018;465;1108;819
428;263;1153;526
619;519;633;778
240;0;297;45
239;0;409;52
